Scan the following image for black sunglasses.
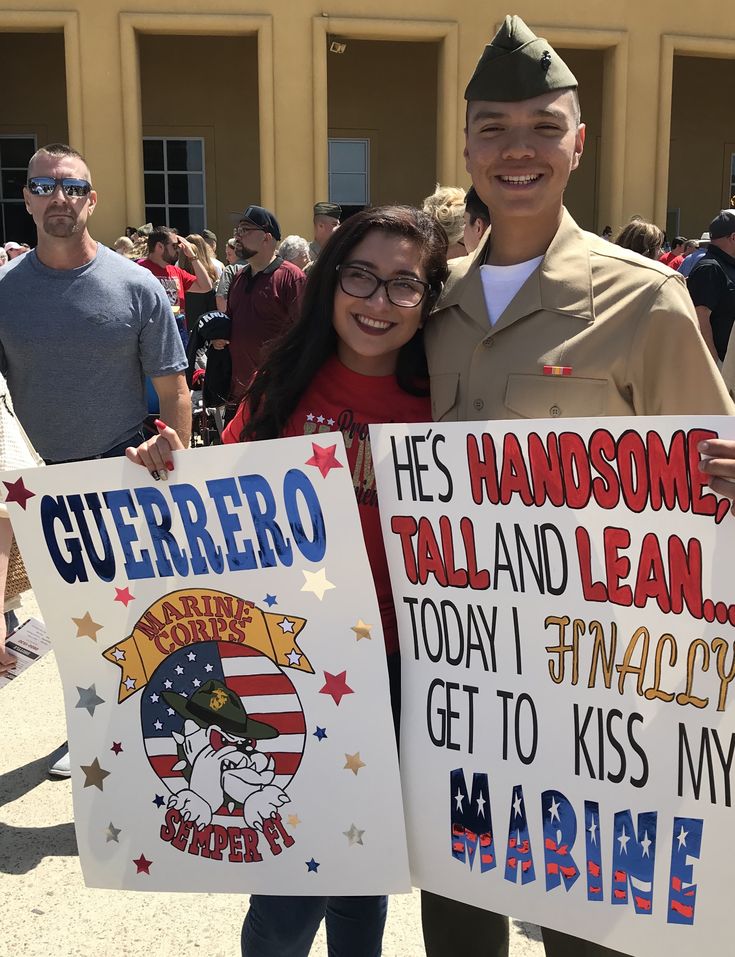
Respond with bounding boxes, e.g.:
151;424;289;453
27;176;92;198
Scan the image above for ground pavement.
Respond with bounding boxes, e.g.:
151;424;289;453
0;591;544;957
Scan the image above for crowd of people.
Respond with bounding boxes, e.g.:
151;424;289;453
3;12;735;957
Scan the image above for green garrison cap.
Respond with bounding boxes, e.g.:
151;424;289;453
313;202;342;219
465;15;577;102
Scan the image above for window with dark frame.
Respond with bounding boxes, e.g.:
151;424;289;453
143;137;206;235
0;135;37;246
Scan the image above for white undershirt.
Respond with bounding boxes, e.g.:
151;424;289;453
479;256;544;326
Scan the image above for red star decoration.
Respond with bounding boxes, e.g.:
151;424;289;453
319;670;354;706
3;477;35;510
133;854;152;874
114;586;135;607
305;443;343;478
111;742;123;755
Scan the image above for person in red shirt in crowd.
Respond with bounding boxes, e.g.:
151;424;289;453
127;204;448;957
138;225;213;323
659;235;688;271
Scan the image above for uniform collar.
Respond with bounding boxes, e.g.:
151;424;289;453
438;208;594;332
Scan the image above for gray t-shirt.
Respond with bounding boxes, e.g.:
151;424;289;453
0;243;187;461
216;260;247;300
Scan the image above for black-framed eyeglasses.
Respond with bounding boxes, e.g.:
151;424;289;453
27;177;92;198
234;224;264;236
337;264;430;308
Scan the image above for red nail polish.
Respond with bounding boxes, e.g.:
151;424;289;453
155;419;167;429
167;461;174;470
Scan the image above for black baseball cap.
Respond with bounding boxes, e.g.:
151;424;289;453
236;205;281;241
709;210;735;240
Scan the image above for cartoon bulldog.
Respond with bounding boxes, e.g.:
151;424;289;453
163;679;289;830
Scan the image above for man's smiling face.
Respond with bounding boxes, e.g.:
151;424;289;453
464;89;585;222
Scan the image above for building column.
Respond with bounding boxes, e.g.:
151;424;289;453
619;25;665;225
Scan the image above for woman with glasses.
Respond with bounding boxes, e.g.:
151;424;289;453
128;205;448;957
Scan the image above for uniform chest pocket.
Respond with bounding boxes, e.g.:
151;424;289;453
431;372;460;421
505;373;610;419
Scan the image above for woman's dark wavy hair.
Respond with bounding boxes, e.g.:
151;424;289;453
240;204;449;441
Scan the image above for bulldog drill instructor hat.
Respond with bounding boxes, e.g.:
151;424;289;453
465;15;578;102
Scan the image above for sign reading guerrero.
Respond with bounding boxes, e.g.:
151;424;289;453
371;417;735;956
2;434;409;894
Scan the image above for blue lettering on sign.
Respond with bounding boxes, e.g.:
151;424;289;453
103;489;154;579
541;789;580;892
40;469;327;584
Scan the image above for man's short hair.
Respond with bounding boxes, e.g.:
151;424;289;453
148;226;176;255
202;228;217;246
27;143;89;180
465;186;491;227
672;236;687;248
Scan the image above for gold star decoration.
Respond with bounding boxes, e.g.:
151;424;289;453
343;823;365;846
287;814;301;828
301;567;336;601
81;757;110;791
351;619;373;641
72;612;103;642
344;752;366;775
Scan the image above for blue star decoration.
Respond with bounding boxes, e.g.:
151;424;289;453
313;726;328;741
153;794;165;808
264;594;278;607
306;858;320;873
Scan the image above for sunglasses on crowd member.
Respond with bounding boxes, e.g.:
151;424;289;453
336;264;430;308
26;177;92;198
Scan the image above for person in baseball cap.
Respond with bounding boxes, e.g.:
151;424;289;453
236;205;281;241
689;209;735;362
4;241;28;260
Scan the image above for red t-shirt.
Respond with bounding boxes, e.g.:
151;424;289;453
223;355;431;654
659;252;685;271
139;259;196;314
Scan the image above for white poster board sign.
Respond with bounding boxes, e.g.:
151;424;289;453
2;434;409;894
372;417;735;956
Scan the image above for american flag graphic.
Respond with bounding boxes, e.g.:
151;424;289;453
141;640;306;815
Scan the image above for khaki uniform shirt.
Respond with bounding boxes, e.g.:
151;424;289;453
426;210;735;422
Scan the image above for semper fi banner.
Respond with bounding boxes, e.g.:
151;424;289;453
1;434;409;894
371;417;735;956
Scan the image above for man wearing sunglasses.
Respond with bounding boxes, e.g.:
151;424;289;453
0;142;190;777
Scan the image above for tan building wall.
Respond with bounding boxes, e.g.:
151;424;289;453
328;39;438;209
667;55;735;240
0;2;733;246
0;33;68;144
557;48;604;232
139;34;260;244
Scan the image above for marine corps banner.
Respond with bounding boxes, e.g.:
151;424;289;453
2;434;409;894
371;416;735;957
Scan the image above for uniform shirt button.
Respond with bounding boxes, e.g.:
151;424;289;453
550;405;561;417
483;338;494;348
473;398;485;411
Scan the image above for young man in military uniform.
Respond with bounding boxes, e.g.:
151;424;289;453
422;15;735;957
308;201;341;266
